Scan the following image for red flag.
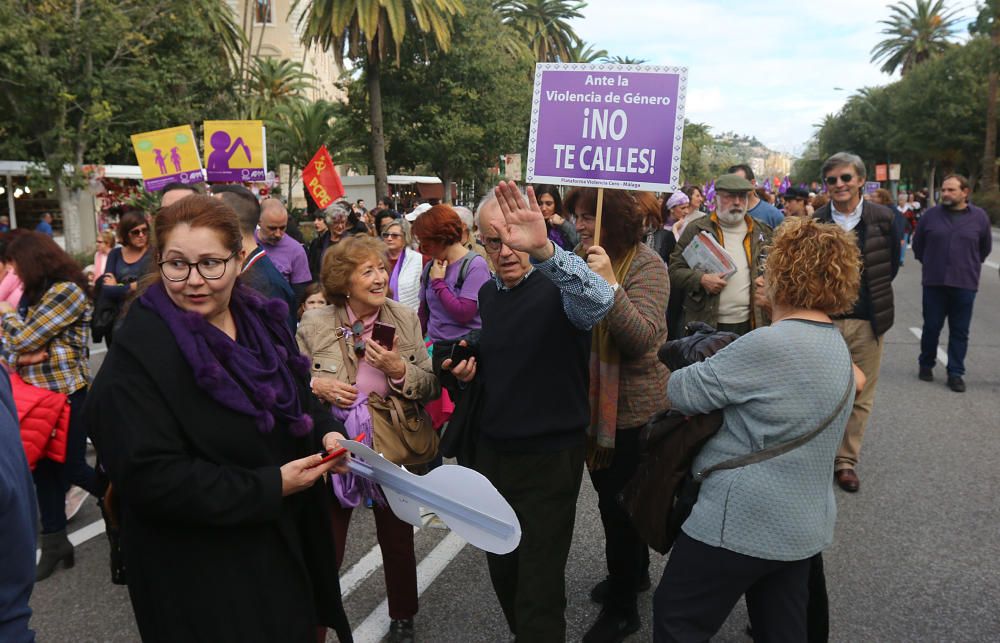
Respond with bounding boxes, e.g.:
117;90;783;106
302;146;344;209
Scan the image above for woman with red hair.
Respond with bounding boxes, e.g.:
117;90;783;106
410;204;491;345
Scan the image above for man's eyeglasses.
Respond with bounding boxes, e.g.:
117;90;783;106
129;227;149;237
824;174;855;186
381;232;403;240
158;251;238;282
482;236;504;253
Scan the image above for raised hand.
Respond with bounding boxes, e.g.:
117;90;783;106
493;181;553;261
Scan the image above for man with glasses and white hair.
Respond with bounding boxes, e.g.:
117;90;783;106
668;173;774;336
813;151;901;493
444;182;614;642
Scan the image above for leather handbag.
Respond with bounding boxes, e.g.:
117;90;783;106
334;314;439;466
366;391;438;466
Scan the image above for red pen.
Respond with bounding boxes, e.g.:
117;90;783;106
317;432;366;464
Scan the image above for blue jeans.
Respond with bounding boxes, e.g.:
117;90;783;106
919;286;977;377
34;387;102;534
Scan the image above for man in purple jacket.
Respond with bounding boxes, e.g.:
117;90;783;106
912;174;993;392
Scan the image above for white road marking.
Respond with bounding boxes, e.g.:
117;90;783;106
36;519;106;563
340;513;436;599
909;327;949;367
350;531;467;642
985;260;999;270
90;346;107;356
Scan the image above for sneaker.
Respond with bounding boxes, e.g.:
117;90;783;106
582;608;640;643
947;375;966;393
918;366;934;382
65;486;90;521
388;618;414;643
589;572;652;604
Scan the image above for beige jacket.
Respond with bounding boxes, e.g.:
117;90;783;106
296;299;440;403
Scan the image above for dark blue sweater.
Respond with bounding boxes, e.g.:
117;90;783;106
912;204;993;291
0;368;37;642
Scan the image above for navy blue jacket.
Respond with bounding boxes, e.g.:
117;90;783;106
912;204;993;291
0;368;37;642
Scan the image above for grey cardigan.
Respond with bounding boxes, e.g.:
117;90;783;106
667;319;854;561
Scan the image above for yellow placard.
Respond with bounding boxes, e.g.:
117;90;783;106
203;121;267;182
130;125;204;191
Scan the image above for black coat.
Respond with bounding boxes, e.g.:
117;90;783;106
85;302;352;643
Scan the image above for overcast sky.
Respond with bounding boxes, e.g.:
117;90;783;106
576;0;979;155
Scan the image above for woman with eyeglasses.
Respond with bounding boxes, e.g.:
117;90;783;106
381;220;423;311
296;235;439;643
0;232;104;581
85;195;353;642
96;210;153;343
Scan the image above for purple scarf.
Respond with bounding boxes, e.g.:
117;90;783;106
330;398;384;507
140;282;314;435
388;248;406;303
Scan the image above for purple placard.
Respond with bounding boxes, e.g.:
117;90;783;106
864;181;881;194
143;170;206;192
527;63;688;192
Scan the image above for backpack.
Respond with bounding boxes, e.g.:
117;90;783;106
420;249;478;294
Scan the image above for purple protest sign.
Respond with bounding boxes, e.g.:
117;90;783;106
526;63;688;192
864;181;881;194
203;121;267;183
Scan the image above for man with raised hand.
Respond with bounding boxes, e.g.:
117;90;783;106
445;181;614;642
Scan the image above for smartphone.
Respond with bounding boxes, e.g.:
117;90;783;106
449;343;475;364
372;322;396;349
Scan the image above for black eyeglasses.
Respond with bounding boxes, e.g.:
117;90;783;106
158;251;238;282
129;227;149;237
824;174;855;186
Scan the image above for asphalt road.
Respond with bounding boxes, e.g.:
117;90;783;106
27;231;1000;642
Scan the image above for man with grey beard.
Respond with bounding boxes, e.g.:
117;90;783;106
668;173;774;335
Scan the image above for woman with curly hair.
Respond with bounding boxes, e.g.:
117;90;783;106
654;217;864;642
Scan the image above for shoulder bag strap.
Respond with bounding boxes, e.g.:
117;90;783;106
333;307;358;383
695;373;854;481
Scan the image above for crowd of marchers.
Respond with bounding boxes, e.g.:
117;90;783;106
0;151;992;643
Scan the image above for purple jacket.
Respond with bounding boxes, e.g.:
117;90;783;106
912;204;992;291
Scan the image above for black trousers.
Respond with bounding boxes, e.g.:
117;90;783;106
588;426;648;615
653;532;810;643
475;439;585;643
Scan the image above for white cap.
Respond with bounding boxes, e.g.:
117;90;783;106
405;203;432;222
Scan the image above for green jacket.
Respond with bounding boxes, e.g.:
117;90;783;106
667;213;773;333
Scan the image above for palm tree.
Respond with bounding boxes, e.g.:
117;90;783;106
266;99;339;194
601;55;648;65
566;40;607;63
244;57;316;119
971;0;1000;192
495;0;585;62
293;0;465;200
870;0;960;76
